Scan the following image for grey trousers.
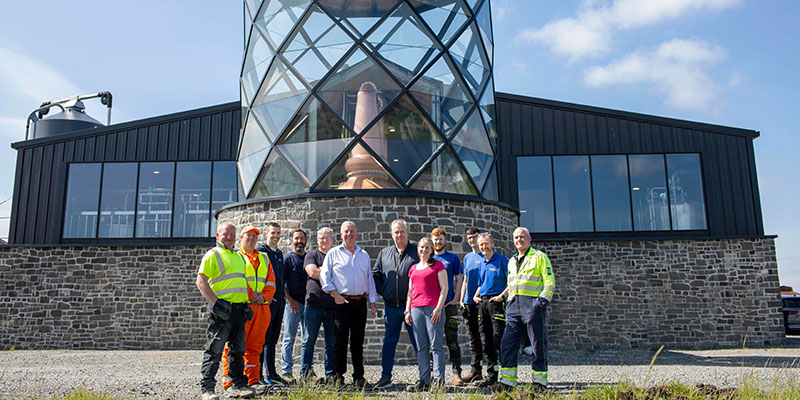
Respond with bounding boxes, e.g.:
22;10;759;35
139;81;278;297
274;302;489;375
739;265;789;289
410;306;445;384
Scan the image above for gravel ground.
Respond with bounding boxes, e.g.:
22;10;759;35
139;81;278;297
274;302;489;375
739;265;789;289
2;339;800;399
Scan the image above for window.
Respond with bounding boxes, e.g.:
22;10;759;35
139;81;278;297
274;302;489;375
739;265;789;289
517;156;554;233
98;163;137;238
136;162;175;238
553;156;592;232
212;162;239;235
173;162;211;237
516;153;706;234
63;163;101;238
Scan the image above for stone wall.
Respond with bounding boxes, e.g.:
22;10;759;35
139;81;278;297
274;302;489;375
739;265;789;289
0;197;784;362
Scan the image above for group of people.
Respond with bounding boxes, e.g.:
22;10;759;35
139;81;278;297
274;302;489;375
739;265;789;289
196;219;555;399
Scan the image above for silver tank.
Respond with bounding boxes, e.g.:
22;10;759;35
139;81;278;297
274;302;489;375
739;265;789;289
33;99;103;139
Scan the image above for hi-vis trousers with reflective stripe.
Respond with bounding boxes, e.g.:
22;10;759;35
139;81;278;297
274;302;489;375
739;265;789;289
222;303;272;387
499;295;547;386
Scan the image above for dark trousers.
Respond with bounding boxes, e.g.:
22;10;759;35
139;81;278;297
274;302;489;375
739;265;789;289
333;298;367;380
262;299;285;379
443;304;462;373
478;296;505;381
201;302;248;391
380;304;418;379
461;303;483;374
500;296;547;386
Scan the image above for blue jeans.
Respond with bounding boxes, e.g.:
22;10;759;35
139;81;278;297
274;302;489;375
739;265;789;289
301;304;335;377
411;306;445;385
281;302;307;374
381;305;419;380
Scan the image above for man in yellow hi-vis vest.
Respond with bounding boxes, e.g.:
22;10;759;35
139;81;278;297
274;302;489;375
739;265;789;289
196;222;256;400
494;227;555;392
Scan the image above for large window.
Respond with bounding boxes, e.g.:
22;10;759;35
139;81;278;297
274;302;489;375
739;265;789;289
518;153;706;233
62;161;238;240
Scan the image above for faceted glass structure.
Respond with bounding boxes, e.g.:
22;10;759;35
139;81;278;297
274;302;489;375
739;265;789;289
239;0;498;199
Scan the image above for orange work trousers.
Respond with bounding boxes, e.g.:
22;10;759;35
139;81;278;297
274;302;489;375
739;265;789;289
222;303;271;387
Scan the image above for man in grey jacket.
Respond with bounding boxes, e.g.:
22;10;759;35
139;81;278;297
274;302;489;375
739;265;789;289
371;219;419;390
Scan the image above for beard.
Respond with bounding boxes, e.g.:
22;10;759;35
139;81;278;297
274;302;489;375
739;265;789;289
433;244;445;252
293;242;306;252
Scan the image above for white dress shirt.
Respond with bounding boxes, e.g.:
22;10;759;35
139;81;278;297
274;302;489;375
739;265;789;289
320;243;378;303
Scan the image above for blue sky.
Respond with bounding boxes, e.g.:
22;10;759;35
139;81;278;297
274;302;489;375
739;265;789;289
0;1;797;286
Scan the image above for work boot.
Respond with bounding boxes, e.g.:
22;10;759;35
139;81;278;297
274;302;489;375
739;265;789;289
477;377;496;388
451;371;465;385
226;385;256;398
461;371;482;383
281;372;297;385
201;389;219;400
250;382;269;395
373;376;393;390
405;380;430;392
490;382;513;392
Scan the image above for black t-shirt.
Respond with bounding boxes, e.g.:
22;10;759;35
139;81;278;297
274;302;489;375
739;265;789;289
284;251;307;304
304;249;336;308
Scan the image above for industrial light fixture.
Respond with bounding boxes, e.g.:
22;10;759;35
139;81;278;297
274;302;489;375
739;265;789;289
632;187;640;191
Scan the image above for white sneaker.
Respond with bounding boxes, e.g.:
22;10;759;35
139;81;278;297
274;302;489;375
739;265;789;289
201;391;219;400
522;346;533;356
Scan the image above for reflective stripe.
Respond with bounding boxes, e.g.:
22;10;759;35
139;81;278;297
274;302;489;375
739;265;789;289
213;250;227;276
448;318;460;324
499;367;518;385
494;316;506;321
515;274;542;282
255;277;268;283
266;282;276;288
209;272;246;285
244;363;260;369
532;370;548;385
222;376;232;382
214;287;248;296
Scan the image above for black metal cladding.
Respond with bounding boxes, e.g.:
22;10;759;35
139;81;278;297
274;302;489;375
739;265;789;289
8;102;241;245
495;92;765;238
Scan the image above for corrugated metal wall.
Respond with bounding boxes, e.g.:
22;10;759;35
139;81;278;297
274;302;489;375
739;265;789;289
9;102;240;245
495;93;764;238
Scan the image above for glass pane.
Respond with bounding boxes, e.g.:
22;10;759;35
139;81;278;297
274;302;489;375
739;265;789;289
98;163;137;238
409;54;473;138
173;162;212;238
366;1;440;85
410;0;469;45
254;0;311;50
478;79;498;151
482;164;498;201
245;0;264;21
466;0;481;11
554;156;593;232
449;23;490;94
629;154;669;231
136;162;174;238
242;27;275;103
451;109;493;189
63;163;101;239
281;4;354;88
411;146;477;195
250;57;310;143
316;47;402;133
238;113;271;160
276;96;353;184
591;155;632;231
363;95;444;183
667;154;707;230
517;156;554;232
238;147;270;196
211;162;238;236
250;150;308;197
474;0;492;63
314;142;402;190
318;0;400;38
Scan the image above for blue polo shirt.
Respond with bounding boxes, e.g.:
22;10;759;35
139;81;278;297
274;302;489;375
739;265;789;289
434;251;463;303
284;251;307;304
477;252;508;297
462;252;483;304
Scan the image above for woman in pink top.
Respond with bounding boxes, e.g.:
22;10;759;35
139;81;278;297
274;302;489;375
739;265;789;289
404;237;448;391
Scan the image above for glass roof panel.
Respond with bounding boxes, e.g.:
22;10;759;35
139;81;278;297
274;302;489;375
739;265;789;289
238;147;270;196
250;57;309;143
276;96;353;184
451;108;493;189
465;0;481;12
475;0;492;44
478;79;498;151
409;54;473;139
411;146;477;195
249;149;308;198
245;0;264;21
254;0;312;50
314;142;402;190
316;47;402;133
317;0;401;38
281;4;354;88
449;23;491;94
409;0;470;46
365;2;440;85
239;113;271;160
363;95;444;184
242;27;275;102
482;163;498;201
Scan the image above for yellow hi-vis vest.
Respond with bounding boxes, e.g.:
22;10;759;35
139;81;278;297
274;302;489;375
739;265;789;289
242;251;275;296
198;244;249;303
507;246;555;302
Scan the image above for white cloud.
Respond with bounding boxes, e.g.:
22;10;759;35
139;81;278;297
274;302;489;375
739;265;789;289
584;39;726;110
0;47;82;107
492;0;510;20
0;117;26;141
511;60;527;74
517;0;741;62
